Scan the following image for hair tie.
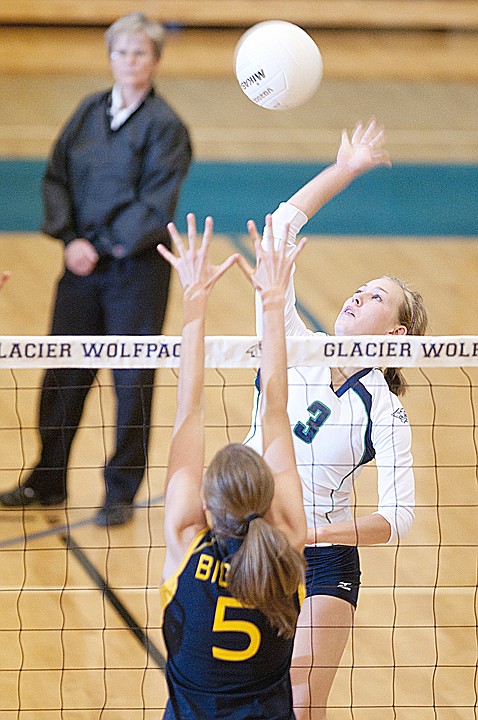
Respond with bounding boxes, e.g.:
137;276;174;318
245;512;261;527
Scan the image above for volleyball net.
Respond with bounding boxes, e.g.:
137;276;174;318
0;334;477;719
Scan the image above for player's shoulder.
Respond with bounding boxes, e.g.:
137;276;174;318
363;370;410;423
162;526;210;588
362;368;399;405
361;367;389;391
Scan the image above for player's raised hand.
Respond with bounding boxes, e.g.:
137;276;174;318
336;118;391;176
158;213;237;297
236;214;307;299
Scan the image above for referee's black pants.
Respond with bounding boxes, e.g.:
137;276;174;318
26;249;170;506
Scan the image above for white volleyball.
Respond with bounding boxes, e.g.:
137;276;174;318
235;21;323;111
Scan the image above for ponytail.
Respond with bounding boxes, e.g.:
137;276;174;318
384;367;408;397
203;443;305;638
384;277;429;396
227;518;305;638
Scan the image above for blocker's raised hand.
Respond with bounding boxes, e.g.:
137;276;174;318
158;213;237;297
237;214;307;299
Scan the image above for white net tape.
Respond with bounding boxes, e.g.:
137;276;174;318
1;334;478;368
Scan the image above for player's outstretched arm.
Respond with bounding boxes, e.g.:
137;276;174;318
286;118;391;220
255;120;391;337
264;118;391;254
237;215;307;551
157;214;237;570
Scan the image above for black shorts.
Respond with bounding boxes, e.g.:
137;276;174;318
304;545;361;608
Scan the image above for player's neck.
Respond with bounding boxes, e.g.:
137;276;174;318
330;366;361;392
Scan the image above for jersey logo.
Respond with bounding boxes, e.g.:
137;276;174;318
337;581;352;591
392;408;409;424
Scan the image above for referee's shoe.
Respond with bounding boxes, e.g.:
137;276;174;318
0;485;65;506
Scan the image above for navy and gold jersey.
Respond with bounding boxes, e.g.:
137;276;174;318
161;528;303;719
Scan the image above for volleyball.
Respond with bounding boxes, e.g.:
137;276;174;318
234;21;323;111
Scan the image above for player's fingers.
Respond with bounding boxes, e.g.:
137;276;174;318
262;213;275;252
369;126;386;147
201;216;214;247
341;128;351;148
210;254;238;285
253;236;265;265
198;216;214;271
351;122;364;144
186;213;198;254
157;243;178;267
235;253;255;283
244;219;262;261
167;222;186;256
361;118;377;144
247;219;260;242
291;236;308;263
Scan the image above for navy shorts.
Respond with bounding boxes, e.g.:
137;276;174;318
304;545;361;608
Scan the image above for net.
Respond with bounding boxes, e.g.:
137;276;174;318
0;334;476;719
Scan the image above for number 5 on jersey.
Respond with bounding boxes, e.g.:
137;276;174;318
212;596;261;662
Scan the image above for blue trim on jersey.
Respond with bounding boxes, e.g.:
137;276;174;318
335;367;373;398
325;371;375;522
244;378;262;447
255;369;261;392
351;381;375;466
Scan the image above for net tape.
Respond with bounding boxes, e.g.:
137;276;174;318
0;334;477;368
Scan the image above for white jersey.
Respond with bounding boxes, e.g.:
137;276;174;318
245;203;415;544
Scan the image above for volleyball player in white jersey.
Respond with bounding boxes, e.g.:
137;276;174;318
244;120;429;719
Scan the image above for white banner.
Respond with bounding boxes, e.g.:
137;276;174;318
0;335;477;369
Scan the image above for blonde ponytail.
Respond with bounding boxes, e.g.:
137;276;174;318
384;277;429;396
227;519;305;638
203;444;305;637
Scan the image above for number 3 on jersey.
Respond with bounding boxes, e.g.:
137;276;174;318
294;400;331;444
212;596;261;662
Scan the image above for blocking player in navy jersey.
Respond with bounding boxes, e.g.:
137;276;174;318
157;213;308;719
244;120;429;719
